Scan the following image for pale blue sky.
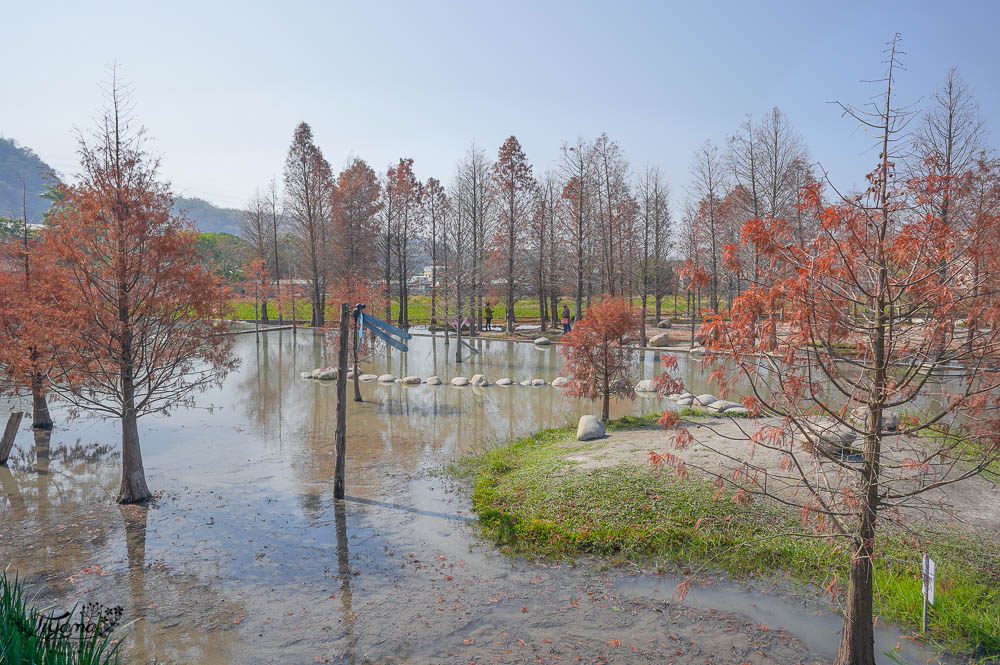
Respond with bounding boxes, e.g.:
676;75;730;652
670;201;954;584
3;0;997;210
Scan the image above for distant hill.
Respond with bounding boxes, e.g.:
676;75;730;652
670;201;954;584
0;137;57;221
0;136;242;234
172;196;243;235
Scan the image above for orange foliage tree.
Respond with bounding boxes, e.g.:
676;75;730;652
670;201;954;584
656;37;1000;665
0;209;66;429
44;77;237;504
558;296;637;420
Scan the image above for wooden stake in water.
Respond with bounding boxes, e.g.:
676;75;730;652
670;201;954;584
334;302;350;500
0;411;24;465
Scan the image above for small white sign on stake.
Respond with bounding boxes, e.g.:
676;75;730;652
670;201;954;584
922;553;935;605
921;552;936;635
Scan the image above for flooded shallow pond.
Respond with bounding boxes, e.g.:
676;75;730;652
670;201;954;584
0;331;953;664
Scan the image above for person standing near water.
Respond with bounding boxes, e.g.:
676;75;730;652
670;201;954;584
484;302;493;331
561;304;571;334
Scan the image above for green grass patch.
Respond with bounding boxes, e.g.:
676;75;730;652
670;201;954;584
455;418;1000;658
0;571;127;664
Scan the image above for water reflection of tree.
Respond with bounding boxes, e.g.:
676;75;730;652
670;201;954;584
334;499;356;661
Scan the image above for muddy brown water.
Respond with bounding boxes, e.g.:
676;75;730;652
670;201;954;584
0;331;956;664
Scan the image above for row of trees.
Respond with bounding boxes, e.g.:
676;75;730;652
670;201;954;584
242;130;675;342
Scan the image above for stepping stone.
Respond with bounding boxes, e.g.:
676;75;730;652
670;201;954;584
519;380;532;386
311;368;324;378
707;399;740;412
300;371;314;379
635;379;657;392
534;337;551;345
318;368;338;380
496;377;513;385
377;374;396;383
359;374;378;382
694;393;717;406
426;376;442;385
470;374;489;387
401;376;422;385
551;376;569;388
657;320;672;329
531;379;546;386
451;376;470;386
676;397;694;406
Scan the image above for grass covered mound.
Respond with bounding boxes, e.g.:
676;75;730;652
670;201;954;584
0;571;125;665
456;416;1000;658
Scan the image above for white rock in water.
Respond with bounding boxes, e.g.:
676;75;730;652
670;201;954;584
576;415;606;441
676;397;694;406
520;380;532;386
551;376;569;388
708;399;740;412
496;377;514;385
318;368;338;380
635;379;657;393
300;371;314;379
657;320;673;329
426;376;442;385
724;406;749;417
534;337;551;345
451;376;470;386
378;374;396;383
311;368;324;378
648;333;671;347
359;374;378;382
346;370;356;379
470;374;489;387
401;376;422;385
531;379;546;386
694;393;717;406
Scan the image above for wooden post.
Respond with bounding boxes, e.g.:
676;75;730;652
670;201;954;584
334;303;349;499
1;411;24;466
455;322;462;363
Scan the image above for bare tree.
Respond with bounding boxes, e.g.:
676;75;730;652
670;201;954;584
687;141;728;312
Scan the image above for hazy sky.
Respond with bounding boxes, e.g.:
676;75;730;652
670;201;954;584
4;0;998;210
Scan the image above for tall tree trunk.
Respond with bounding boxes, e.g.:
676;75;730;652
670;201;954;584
261;298;270;323
834;501;877;665
119;402;151;504
31;374;53;430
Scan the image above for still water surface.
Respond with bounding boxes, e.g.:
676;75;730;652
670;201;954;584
0;331;948;664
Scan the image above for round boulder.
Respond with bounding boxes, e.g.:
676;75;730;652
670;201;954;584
576;415;606;441
551;376;570;388
470;374;489;387
401;376;422;385
534;337;551;346
300;371;314;379
318;368;338;380
531;379;546;386
311;368;324;378
519;380;532;386
451;376;470;386
708;399;740;413
657;320;673;329
635;379;657;393
496;377;514;385
648;333;671;348
359;374;378;382
426;376;442;385
676;397;694;406
377;374;396;383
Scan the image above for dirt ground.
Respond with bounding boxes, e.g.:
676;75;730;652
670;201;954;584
562;417;1000;536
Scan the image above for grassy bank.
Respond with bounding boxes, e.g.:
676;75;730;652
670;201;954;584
0;571;125;664
230;295;703;325
453;416;1000;658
